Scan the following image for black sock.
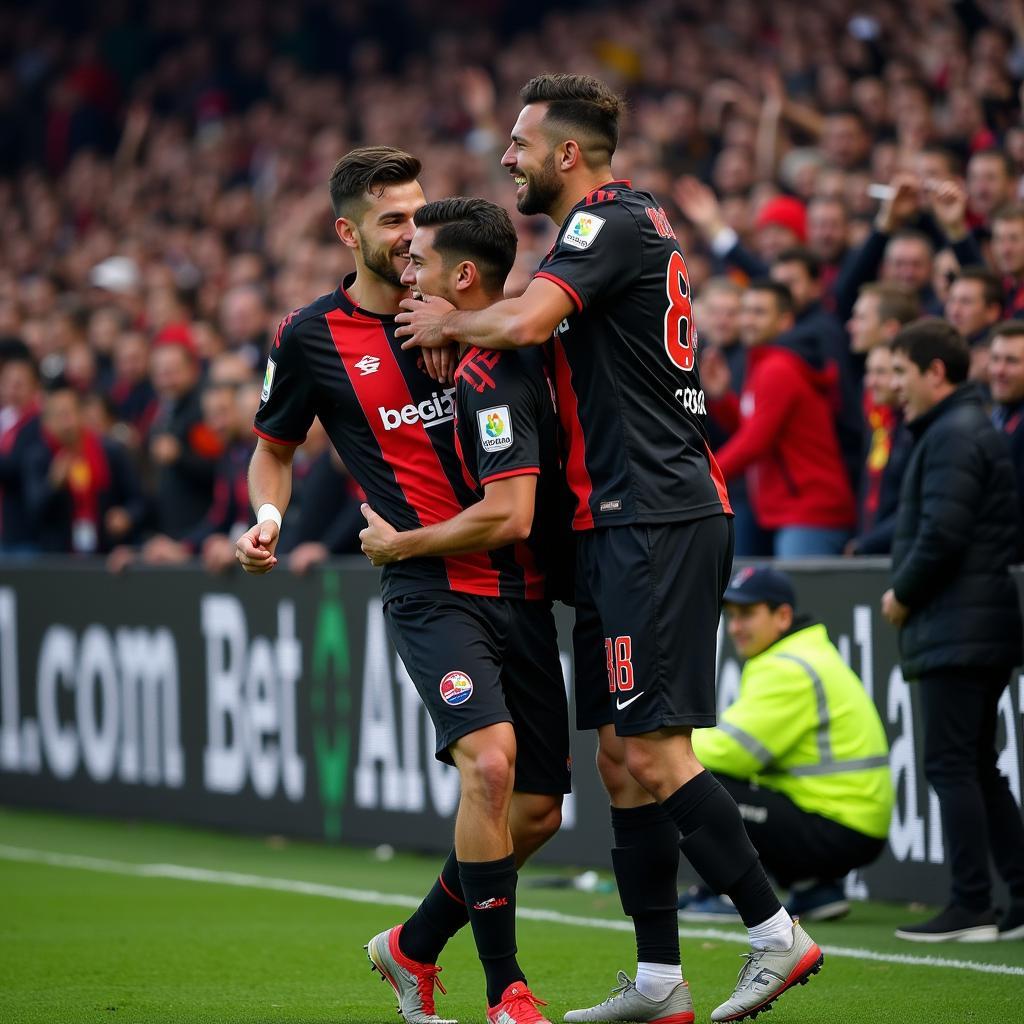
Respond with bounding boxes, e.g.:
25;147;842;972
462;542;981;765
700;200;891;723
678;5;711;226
459;854;524;1006
610;803;681;965
661;770;782;928
399;849;469;964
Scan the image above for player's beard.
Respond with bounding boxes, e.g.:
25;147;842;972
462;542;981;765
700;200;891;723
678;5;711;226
360;239;408;288
517;151;563;216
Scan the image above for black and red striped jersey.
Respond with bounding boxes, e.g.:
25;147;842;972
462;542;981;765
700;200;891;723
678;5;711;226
535;180;733;531
253;275;542;602
453;345;574;602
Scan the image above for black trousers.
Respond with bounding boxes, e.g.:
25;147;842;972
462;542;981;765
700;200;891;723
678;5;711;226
715;774;886;890
919;668;1024;911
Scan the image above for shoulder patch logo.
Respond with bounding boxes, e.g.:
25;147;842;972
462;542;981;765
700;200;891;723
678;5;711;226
478;405;514;453
562;212;606;250
261;358;276;402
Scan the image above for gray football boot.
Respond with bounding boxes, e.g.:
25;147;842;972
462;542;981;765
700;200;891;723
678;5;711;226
564;970;694;1023
710;922;823;1022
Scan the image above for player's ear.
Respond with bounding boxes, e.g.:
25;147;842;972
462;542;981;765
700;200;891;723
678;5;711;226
559;140;582;172
454;260;477;292
335;216;360;251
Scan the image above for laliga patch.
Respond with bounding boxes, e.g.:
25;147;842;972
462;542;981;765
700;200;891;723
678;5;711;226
261;358;276;402
562;212;606;250
440;670;474;706
478;405;514;453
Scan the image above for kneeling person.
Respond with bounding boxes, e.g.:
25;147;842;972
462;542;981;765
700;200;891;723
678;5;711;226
684;568;893;922
360;197;571;1024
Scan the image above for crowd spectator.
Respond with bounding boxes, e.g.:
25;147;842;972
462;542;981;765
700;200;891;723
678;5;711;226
989;321;1024;530
705;281;856;557
881;320;1024;943
3;0;1024;562
0;348;43;553
23;379;144;554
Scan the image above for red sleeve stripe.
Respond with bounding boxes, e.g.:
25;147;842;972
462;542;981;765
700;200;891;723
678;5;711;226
479;467;540;485
253;426;304;446
534;271;583;313
552;339;595;530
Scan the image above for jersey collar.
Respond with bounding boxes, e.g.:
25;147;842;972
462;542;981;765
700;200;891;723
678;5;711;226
334;272;399;323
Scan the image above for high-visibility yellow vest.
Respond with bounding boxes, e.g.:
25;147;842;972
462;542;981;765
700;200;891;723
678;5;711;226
692;623;893;839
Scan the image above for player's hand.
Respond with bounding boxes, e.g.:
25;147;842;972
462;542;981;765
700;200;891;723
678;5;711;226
881;588;909;626
235;520;280;574
420;344;457;383
359;503;403;566
396;294;455;351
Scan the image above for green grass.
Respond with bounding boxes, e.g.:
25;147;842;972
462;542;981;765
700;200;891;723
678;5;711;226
1;807;1022;1023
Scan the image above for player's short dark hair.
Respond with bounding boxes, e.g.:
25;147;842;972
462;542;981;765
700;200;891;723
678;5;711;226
414;198;517;294
328;146;421;220
892;317;969;384
775;247;821;280
747;279;795;316
953;266;1004;309
859;282;920;325
520;74;624;166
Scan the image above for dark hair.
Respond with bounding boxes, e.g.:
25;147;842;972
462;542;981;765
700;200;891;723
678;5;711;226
328;146;421;219
747;279;795;315
892;317;969;384
520;74;624;166
888;227;934;253
774;246;821;280
988;320;1024;344
953;266;1004;309
859;282;920;325
919;144;963;178
969;147;1015;179
0;347;38;379
824;105;869;131
413;198;517;293
993;202;1024;226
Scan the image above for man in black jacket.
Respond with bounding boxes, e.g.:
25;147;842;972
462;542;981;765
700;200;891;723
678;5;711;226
882;319;1024;943
988;321;1024;534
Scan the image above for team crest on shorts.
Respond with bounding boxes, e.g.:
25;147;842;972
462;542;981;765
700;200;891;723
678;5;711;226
440;670;474;705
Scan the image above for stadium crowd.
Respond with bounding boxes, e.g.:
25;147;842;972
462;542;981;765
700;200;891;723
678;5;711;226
4;0;1024;563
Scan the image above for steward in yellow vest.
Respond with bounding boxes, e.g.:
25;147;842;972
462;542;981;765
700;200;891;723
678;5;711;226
685;567;893;923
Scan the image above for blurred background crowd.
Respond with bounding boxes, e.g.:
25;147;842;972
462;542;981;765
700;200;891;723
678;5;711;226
4;0;1024;568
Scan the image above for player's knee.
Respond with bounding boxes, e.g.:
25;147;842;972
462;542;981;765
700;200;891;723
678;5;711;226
461;747;515;815
531;797;563;844
622;740;661;796
596;744;634;803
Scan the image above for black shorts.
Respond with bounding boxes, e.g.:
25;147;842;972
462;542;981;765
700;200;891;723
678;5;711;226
573;515;734;735
383;591;570;794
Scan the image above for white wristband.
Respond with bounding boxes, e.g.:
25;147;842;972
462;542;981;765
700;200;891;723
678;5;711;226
256;504;282;530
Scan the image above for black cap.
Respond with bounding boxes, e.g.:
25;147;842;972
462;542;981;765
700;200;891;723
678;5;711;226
722;566;797;608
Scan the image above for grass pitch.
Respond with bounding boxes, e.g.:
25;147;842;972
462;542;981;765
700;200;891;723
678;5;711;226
1;807;1022;1023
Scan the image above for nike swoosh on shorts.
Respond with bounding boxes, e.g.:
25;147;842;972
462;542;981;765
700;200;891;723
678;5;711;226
615;691;645;710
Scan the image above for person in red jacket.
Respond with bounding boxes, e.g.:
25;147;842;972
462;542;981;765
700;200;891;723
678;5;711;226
705;281;856;557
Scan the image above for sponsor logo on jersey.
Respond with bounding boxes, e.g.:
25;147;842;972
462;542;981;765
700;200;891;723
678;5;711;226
378;388;456;430
261;358;276;402
562;211;606;250
439;670;473;706
675;387;706;415
478;405;514;452
599;499;622;512
354;355;380;376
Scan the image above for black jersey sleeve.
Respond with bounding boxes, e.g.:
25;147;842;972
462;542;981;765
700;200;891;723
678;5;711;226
253;314;317;445
534;203;643;312
459;353;542;486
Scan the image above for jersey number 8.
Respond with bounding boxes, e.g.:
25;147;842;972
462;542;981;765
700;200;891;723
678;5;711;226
664;250;696;372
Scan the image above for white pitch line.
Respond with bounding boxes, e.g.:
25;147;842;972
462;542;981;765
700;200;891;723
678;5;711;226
2;844;1022;979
